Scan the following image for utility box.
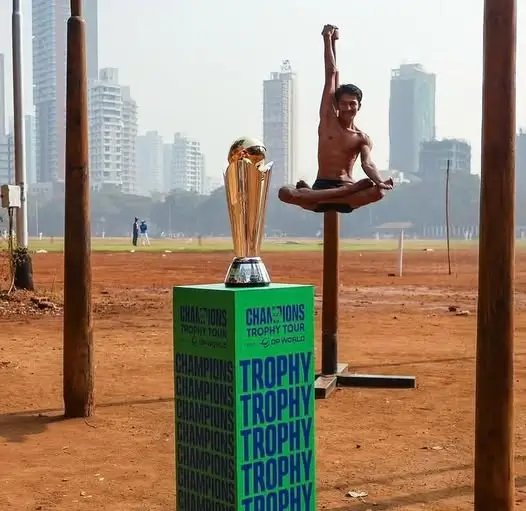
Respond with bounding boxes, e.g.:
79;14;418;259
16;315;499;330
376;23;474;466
0;184;21;209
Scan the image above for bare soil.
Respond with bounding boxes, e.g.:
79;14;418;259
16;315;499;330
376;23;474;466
1;248;526;510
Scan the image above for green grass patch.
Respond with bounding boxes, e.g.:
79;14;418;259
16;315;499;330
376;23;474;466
0;236;487;254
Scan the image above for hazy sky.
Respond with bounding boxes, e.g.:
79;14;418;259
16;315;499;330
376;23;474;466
1;0;526;183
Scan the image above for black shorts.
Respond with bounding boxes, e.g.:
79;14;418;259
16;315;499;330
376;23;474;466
312;179;354;214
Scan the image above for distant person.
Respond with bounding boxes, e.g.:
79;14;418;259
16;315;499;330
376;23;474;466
132;217;139;246
139;220;150;246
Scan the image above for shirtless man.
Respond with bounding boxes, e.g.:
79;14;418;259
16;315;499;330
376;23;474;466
278;24;393;213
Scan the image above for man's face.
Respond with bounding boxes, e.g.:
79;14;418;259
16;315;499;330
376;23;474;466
337;93;360;120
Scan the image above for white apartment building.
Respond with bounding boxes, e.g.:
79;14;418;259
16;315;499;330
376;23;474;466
88;68;123;189
163;143;172;193
167;133;205;193
32;0;98;184
263;60;297;188
136;131;163;195
121;86;138;194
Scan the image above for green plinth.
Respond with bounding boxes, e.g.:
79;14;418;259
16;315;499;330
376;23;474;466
173;283;316;511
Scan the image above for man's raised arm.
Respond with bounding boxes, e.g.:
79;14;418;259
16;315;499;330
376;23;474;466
319;24;338;119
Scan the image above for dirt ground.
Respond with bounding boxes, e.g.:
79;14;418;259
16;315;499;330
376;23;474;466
1;247;526;510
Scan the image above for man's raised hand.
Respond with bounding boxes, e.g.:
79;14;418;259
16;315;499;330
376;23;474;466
322;24;338;39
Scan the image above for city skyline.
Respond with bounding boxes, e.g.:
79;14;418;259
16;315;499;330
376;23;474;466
1;1;526;188
31;0;98;183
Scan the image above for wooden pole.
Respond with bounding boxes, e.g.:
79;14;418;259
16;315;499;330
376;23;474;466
63;0;94;418
445;159;452;275
474;0;516;508
321;32;339;375
321;211;339;374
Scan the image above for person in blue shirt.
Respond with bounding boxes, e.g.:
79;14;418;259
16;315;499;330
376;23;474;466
139;220;150;246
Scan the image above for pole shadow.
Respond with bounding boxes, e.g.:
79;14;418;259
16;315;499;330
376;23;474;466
0;396;175;420
326;474;526;510
350;351;526;371
0;413;64;443
319;455;526;491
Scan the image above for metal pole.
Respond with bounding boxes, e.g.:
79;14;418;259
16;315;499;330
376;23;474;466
11;0;28;247
63;0;94;418
474;0;516;508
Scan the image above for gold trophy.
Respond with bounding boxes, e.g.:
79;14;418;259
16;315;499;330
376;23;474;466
223;137;273;287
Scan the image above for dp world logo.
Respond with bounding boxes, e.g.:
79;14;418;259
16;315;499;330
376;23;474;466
259;338;282;349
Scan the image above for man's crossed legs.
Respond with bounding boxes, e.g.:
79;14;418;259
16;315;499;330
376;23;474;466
278;177;393;213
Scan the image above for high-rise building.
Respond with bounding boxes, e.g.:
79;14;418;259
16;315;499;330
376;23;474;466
0;54;12;185
25;115;37;185
0;135;13;185
419;139;471;178
163;143;173;193
84;0;99;81
121;86;138;194
263;60;297;188
0;54;5;137
389;64;436;175
88;68;123;189
200;154;206;195
517;130;526;183
136;131;163;195
88;69;137;192
167;133;204;193
32;0;98;183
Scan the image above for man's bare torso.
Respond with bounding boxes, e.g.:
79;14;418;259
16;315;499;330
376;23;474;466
317;112;365;182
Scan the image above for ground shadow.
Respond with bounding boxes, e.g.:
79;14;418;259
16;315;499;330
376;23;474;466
327;474;526;510
349;351;526;371
0;396;175;420
319;455;526;491
0;413;64;443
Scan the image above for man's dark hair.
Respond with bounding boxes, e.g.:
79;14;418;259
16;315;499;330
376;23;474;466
335;84;363;104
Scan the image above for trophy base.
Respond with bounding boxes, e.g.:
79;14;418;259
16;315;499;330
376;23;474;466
224;257;271;288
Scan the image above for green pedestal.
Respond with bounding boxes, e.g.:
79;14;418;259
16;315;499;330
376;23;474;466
173;283;316;510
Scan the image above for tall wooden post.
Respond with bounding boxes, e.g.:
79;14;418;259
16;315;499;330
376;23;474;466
63;0;93;418
321;211;339;374
321;32;340;376
474;0;516;508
